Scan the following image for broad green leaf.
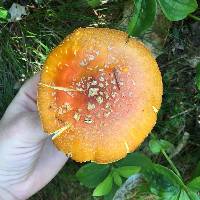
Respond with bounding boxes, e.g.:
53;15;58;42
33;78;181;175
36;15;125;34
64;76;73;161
104;184;119;200
153;164;185;188
162;191;180;200
116;166;141;178
76;163;110;188
149;170;180;198
179;189;190;200
160;188;200;200
0;7;8;20
157;0;198;21
128;0;157;36
187;189;200;200
187;176;200;192
195;63;200;90
112;171;122;186
93;174;113;196
159;187;180;200
149;139;161;154
115;152;153;170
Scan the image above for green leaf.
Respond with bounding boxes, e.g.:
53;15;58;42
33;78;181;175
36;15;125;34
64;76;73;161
159;187;180;200
87;0;101;7
104;184;119;200
112;171;122;186
160;188;200;200
187;189;200;200
195;63;200;90
179;189;190;200
0;7;8;20
149;165;200;200
149;139;162;154
160;139;174;151
187;176;200;192
149;169;180;198
128;0;157;36
116;166;141;178
153;164;185;188
163;190;180;200
160;139;174;154
76;163;110;188
149;139;174;154
93;174;113;197
157;0;198;21
115;152;153;170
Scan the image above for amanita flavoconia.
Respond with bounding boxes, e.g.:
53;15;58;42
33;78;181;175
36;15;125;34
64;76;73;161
37;28;163;164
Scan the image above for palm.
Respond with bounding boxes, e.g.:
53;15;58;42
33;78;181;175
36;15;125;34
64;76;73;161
0;75;67;199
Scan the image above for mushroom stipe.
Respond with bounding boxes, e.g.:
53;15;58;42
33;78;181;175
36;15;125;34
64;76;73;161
37;28;163;164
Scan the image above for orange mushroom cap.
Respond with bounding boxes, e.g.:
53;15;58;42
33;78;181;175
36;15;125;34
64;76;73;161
37;28;163;164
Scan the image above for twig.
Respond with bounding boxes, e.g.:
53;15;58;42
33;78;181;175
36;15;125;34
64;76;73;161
170;132;190;158
160;55;187;68
170;108;194;119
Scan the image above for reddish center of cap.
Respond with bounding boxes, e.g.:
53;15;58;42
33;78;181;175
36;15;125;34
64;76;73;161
53;63;136;129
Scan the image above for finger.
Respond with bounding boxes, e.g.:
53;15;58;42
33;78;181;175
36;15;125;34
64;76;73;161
14;73;40;112
16;111;49;142
10;139;68;199
2;74;41;122
1;111;48;144
27;139;68;197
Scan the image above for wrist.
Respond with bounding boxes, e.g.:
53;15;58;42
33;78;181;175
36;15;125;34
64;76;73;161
0;186;19;200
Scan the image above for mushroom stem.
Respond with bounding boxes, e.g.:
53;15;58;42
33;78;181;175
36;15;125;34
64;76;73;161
39;83;83;92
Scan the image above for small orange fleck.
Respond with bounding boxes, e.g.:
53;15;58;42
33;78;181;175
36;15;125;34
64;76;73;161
120;66;129;72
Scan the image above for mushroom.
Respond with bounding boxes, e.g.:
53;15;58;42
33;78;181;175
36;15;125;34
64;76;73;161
37;28;163;164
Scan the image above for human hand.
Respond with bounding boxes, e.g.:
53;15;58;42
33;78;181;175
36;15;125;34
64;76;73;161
0;74;68;200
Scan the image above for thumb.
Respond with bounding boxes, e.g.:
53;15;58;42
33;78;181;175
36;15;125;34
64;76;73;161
1;74;40;122
15;111;48;143
0;73;49;142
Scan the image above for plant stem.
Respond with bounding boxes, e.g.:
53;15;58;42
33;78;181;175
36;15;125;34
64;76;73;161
161;149;182;178
189;14;200;21
161;150;194;200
